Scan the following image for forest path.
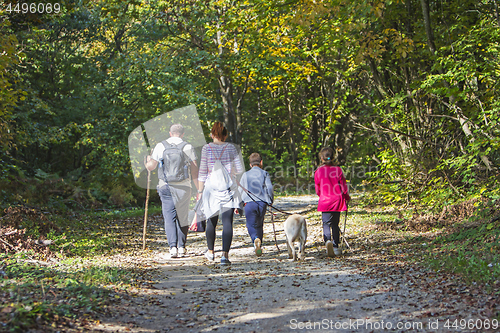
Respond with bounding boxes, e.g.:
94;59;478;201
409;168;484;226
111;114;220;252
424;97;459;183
90;196;491;333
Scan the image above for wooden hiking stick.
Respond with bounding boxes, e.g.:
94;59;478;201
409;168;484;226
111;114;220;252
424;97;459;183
269;208;280;254
142;169;151;250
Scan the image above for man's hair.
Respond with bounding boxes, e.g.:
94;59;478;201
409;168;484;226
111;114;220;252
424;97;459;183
211;121;228;140
170;123;185;136
249;152;262;166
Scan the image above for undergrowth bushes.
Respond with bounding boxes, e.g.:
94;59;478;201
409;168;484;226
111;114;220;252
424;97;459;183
425;198;500;289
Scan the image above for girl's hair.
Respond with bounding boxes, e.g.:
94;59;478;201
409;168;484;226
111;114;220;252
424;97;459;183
211;121;228;140
319;147;335;165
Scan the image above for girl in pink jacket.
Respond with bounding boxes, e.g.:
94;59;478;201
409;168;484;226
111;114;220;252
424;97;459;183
314;147;350;257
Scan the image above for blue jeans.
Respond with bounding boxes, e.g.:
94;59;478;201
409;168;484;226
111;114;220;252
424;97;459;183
157;184;190;249
322;212;341;247
244;201;267;243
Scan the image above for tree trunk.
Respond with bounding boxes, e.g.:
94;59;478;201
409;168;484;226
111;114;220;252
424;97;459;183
217;73;238;144
453;105;493;171
234;74;250;146
420;0;437;54
368;57;388;98
284;83;297;168
493;0;500;27
333;112;357;166
214;14;242;145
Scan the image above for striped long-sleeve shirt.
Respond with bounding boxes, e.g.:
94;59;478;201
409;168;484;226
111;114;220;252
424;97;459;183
198;143;244;183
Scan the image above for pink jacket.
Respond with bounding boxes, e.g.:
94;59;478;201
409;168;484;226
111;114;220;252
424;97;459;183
314;165;350;212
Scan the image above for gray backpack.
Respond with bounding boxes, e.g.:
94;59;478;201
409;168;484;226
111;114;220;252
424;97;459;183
159;141;189;183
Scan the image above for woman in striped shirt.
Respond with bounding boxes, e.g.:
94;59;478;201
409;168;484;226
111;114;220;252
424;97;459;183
198;122;244;265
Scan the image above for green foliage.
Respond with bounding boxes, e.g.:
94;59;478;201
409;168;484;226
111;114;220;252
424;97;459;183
1;0;499;211
0;14;25;183
363;150;411;204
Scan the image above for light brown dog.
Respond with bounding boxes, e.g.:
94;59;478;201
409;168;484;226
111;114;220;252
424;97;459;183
283;214;307;260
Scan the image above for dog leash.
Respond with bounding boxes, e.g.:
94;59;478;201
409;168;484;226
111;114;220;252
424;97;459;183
235;177;293;216
269;207;281;254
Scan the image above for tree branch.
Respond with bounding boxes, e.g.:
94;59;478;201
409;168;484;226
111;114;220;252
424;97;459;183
354;121;444;148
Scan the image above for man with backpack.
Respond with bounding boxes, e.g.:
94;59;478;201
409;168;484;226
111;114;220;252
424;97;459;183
145;124;199;258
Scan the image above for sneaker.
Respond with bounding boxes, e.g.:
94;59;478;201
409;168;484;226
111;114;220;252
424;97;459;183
170;247;178;258
326;241;334;257
220;256;231;265
204;250;214;261
333;247;343;256
178;247;186;257
254;238;263;257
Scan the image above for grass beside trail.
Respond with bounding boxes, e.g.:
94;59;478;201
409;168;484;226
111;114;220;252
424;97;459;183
426;216;500;288
1;206;162;332
422;201;500;291
342;197;500;300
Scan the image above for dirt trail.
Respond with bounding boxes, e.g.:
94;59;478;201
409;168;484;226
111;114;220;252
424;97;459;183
90;196;491;333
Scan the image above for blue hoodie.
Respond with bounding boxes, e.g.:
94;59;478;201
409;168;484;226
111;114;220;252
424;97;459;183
240;166;274;205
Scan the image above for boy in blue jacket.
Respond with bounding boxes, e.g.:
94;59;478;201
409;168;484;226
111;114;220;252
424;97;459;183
240;153;274;256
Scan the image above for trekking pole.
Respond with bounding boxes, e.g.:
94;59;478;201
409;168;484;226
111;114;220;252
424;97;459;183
142;168;151;251
269;208;280;254
340;204;351;251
